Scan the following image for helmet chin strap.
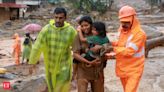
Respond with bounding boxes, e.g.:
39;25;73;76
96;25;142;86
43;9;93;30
130;15;134;29
123;15;134;33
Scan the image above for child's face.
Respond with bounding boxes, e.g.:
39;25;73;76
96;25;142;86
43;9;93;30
92;27;98;36
80;21;91;34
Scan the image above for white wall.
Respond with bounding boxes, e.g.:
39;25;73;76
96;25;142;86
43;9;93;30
16;0;41;5
0;0;2;3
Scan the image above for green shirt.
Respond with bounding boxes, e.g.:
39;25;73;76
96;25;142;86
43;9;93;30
86;35;109;45
85;35;109;59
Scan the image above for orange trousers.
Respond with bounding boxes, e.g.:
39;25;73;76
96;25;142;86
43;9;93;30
14;53;20;65
120;75;141;92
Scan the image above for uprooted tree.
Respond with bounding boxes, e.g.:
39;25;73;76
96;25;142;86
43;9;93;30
160;2;164;12
145;36;164;57
145;0;163;12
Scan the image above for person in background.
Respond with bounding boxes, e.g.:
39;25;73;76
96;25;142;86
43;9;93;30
12;33;21;65
22;38;31;64
106;5;147;92
29;7;77;92
25;32;34;45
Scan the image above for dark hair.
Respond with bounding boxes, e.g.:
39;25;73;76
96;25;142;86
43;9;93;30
79;15;92;25
24;38;30;45
93;21;106;38
25;33;30;37
54;7;67;17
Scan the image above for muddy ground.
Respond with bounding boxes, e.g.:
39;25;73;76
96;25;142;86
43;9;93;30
0;1;164;91
0;35;164;92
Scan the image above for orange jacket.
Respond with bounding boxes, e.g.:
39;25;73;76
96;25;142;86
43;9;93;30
114;16;146;77
13;33;21;56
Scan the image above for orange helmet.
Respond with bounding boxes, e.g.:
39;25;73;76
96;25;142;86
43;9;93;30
119;5;136;19
12;33;19;39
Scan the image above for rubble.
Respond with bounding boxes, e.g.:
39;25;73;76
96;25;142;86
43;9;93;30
0;73;17;79
11;74;46;92
3;20;12;28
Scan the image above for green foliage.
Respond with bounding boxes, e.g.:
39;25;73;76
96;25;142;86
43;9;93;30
146;0;161;6
67;0;81;9
66;0;113;13
93;1;107;13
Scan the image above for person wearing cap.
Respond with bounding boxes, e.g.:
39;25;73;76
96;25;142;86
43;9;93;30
12;33;21;65
106;5;147;92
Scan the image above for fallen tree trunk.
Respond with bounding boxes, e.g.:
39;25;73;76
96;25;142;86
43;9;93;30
142;19;164;25
145;36;164;57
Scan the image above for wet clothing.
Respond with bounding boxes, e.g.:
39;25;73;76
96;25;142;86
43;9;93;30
114;15;147;92
29;19;77;92
73;34;107;92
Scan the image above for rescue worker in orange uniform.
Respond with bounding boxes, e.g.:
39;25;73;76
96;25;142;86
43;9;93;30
12;33;21;65
106;6;147;92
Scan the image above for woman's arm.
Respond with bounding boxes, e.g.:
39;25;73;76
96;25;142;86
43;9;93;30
73;52;100;65
77;26;87;42
73;52;90;64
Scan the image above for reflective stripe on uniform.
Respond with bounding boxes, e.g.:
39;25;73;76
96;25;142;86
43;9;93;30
118;31;121;37
133;47;145;58
127;34;133;43
126;34;138;51
126;42;138;51
126;34;133;48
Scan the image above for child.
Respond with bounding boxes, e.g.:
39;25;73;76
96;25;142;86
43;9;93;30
78;21;110;61
22;38;31;64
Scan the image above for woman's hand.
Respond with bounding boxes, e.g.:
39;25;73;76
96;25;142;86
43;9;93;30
111;41;118;46
105;51;116;59
77;26;81;32
89;58;101;66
